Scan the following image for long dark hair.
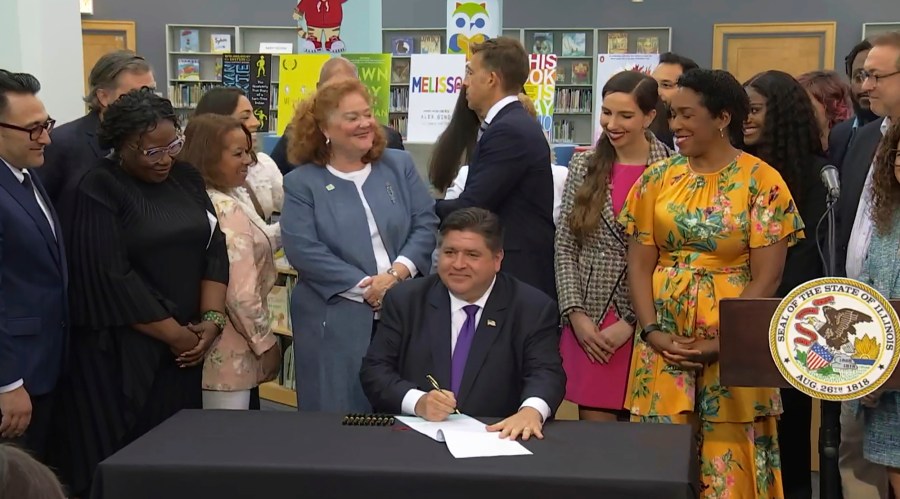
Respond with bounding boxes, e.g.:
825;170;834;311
871;121;900;233
743;70;823;205
428;86;480;193
194;86;244;116
568;71;658;243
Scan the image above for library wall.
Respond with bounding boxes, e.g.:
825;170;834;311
382;0;899;70
87;0;383;92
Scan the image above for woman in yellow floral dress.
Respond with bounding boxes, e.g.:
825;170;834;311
619;69;804;498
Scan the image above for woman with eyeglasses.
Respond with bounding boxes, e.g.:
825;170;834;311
52;88;229;498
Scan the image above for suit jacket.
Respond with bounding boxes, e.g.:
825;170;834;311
360;273;565;418
835;117;886;277
36;111;106;244
0;162;68;396
281;148;438;412
828;118;854;170
270;124;405;176
434;101;556;300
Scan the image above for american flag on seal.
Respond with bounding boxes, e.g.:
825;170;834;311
806;343;834;370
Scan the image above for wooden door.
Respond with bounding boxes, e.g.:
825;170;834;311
713;22;836;83
81;20;137;95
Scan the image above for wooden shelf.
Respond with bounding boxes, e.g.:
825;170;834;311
260;381;296;407
273;326;292;337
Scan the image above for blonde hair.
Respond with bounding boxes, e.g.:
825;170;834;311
287;78;386;166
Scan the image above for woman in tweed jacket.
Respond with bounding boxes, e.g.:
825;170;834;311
555;71;673;421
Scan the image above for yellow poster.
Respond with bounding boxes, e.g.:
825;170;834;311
277;54;331;135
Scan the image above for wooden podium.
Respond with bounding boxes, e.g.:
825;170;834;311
720;298;900;499
719;298;900;389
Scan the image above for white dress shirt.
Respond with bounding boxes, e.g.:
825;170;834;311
400;277;552;421
0;159;57;394
326;165;417;304
846;117;891;279
446;164;568;226
483;95;519;127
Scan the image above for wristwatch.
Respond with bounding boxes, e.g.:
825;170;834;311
639;323;662;342
386;268;403;282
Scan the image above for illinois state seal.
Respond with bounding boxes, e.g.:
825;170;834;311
770;277;899;401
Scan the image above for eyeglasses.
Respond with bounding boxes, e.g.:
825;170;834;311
859;70;900;85
0;119;55;141
131;135;184;163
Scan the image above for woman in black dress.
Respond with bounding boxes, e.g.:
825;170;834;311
53;88;229;497
742;70;828;499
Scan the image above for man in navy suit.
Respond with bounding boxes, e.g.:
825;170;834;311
37;50;154;243
360;208;565;441
435;37;556;300
0;70;67;460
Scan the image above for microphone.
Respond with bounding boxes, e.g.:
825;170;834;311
820;164;840;200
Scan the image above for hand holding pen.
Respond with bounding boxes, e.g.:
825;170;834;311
413;374;460;422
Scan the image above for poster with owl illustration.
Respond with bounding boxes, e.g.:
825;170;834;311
446;1;502;60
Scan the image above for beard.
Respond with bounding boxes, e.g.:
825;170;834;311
851;95;878;125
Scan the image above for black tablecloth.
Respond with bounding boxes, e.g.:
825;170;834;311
91;410;699;499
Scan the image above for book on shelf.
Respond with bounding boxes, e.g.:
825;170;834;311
419;35;441;54
179;29;199;52
608;32;628;54
636;36;659;54
391;59;410;84
571;63;590;84
552;119;576;143
268;286;290;331
211;33;231;53
532;32;553;55
391;36;413;56
177;58;200;81
389;87;409;113
561;32;586;57
168;82;222;109
554;88;593;113
388;116;408;139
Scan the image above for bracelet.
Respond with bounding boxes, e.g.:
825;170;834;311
201;310;227;333
639;323;662;342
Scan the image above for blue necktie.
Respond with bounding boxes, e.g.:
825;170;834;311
477;122;488;140
451;305;480;394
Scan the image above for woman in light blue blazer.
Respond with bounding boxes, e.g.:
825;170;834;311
281;78;438;412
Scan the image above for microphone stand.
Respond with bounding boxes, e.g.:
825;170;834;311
817;192;841;499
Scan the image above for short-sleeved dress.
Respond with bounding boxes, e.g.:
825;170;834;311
618;152;804;498
52;159;229;496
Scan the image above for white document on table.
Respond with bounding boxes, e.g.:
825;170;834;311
395;414;532;459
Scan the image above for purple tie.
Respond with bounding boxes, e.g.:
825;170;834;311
451;304;480;394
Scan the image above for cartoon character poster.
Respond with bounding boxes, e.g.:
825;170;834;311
446;1;501;60
294;0;349;53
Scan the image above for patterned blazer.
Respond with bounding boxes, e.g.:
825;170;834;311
555;134;673;324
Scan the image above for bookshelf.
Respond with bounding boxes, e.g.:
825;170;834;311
165;24;300;132
383;27;445;140
261;251;297;408
522;28;597;145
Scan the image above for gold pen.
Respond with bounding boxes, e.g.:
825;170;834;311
425;374;461;414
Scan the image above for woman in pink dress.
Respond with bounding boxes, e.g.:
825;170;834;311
555;71;673;421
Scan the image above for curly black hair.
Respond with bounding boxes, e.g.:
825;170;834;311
677;68;749;147
743;70;823;205
98;87;179;151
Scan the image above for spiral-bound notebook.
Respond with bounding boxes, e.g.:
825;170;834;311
341;413;395;426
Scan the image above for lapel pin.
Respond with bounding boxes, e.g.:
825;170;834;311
325;184;335;191
487;319;496;327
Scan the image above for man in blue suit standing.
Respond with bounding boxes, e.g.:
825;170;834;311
0;70;67;460
434;37;556;300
